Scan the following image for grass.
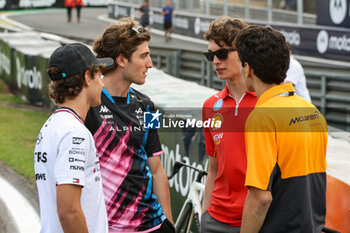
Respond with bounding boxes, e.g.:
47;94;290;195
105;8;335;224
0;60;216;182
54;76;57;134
0;80;50;184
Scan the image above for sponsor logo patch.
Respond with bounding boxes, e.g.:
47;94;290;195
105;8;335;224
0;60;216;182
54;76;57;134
213;132;223;145
73;178;80;184
211;113;223;130
289;111;320;126
72;137;85;145
213;99;223;111
100;105;111;113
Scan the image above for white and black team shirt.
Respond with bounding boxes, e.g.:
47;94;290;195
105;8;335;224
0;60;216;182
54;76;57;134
34;107;108;233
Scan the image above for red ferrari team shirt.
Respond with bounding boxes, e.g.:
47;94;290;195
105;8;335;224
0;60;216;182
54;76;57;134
202;85;257;226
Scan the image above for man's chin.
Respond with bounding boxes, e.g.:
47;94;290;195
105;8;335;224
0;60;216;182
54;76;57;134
217;76;229;81
133;79;146;85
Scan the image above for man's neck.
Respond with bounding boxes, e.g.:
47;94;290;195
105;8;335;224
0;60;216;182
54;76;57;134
254;81;278;99
60;94;89;122
226;77;248;101
102;72;131;97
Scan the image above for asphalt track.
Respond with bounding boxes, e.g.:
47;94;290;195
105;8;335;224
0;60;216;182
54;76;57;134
8;7;208;52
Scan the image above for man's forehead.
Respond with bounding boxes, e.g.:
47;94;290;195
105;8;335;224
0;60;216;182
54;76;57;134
133;42;150;54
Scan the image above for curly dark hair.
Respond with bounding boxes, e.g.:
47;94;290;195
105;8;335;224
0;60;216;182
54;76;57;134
234;25;290;84
93;16;151;75
203;16;248;47
48;66;101;104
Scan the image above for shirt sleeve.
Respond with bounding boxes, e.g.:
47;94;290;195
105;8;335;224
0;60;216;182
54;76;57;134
202;101;215;157
244;111;277;191
55;127;90;187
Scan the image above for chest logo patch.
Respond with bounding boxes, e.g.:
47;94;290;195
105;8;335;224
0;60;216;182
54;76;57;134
213;133;223;145
214;99;223;111
211;113;223;131
100;105;111;113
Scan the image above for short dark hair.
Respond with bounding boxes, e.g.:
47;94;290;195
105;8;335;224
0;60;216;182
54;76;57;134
234;25;290;84
48;66;101;104
203;16;248;47
93;17;151;75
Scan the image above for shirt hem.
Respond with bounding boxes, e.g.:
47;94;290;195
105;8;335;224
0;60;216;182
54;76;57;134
109;222;162;233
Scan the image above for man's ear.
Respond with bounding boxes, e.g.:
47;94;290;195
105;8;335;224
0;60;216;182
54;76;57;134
83;70;92;87
115;54;127;68
244;62;253;79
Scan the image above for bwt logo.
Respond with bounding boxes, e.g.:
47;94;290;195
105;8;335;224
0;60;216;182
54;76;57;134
143;110;161;129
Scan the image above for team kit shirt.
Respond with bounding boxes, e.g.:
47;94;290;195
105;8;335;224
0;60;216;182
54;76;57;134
34;107;108;233
202;85;257;226
245;84;328;233
85;88;165;233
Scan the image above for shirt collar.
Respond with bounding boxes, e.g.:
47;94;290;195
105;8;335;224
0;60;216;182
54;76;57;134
218;85;256;100
256;83;295;106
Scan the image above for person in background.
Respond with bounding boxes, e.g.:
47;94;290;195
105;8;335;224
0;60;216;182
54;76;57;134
75;0;83;23
85;17;174;233
64;0;83;23
34;43;113;233
235;25;327;233
138;0;151;28
285;49;311;102
201;16;257;233
162;0;175;42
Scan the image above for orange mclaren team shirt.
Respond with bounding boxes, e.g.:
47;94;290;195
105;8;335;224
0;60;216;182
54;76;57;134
202;85;257;226
245;84;328;233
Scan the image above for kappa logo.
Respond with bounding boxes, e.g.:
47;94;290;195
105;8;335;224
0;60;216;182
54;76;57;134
72;137;85;145
329;0;347;24
100;105;111;113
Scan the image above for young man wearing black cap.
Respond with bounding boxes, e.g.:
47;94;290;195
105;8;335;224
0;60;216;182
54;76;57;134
34;43;113;233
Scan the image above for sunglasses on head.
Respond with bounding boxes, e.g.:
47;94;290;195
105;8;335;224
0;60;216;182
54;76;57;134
130;27;146;36
203;48;236;62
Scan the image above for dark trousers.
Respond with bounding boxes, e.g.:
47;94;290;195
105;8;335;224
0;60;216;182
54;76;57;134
201;211;241;233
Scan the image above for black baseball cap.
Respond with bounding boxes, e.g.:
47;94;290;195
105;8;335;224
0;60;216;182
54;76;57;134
48;43;114;81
